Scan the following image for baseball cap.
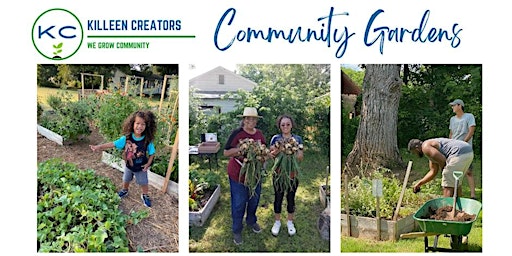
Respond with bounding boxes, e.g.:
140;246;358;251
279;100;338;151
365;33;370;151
449;99;464;107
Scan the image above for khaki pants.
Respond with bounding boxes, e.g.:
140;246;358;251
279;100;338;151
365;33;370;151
441;152;474;188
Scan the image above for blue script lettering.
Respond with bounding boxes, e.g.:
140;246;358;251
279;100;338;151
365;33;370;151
214;7;355;58
364;9;463;54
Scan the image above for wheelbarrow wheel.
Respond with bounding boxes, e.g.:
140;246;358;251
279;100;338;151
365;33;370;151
450;235;463;251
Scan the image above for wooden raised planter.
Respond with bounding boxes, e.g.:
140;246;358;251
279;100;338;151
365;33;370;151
319;185;329;208
341;213;418;241
101;151;179;196
189;184;221;227
37;124;63;145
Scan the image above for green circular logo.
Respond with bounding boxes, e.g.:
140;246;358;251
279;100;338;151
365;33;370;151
32;8;83;60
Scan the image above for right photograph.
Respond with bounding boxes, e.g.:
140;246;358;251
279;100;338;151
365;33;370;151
341;64;482;252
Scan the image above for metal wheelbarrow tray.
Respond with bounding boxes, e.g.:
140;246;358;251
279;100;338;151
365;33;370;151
414;197;482;236
401;197;482;252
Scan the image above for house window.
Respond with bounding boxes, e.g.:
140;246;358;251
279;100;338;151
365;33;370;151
219;75;224;84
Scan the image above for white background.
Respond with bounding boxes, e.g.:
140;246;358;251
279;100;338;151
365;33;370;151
1;0;509;255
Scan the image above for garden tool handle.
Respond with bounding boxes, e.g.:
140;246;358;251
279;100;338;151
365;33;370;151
451;171;464;218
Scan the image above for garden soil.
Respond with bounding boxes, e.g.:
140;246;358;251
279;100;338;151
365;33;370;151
37;126;179;252
422;206;476;222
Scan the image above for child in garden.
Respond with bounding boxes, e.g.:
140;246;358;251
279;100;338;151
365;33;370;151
90;110;157;207
269;114;304;236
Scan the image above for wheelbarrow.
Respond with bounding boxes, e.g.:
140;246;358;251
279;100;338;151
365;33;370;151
400;172;482;252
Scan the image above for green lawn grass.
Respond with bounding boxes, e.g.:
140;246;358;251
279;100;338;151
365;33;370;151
189;150;331;252
341;211;482;252
37;87;79;109
341;150;483;252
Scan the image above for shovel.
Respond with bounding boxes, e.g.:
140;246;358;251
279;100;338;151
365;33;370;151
450;171;464;219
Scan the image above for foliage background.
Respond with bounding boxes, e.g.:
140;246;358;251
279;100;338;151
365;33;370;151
189;64;331;155
343;64;482;159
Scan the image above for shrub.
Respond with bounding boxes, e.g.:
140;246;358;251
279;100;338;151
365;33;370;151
94;93;140;142
150;152;178;183
342;167;432;219
39;93;93;142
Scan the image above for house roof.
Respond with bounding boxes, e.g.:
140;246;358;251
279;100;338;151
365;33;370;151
341;70;361;95
189;66;257;86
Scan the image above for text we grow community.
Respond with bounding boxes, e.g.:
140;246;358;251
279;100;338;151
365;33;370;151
213;7;463;59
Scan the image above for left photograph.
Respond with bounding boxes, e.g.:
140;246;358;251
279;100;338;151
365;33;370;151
37;64;179;252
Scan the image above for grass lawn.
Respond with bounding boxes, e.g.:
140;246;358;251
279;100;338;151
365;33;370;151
37;87;79;109
341;150;483;252
189;150;331;252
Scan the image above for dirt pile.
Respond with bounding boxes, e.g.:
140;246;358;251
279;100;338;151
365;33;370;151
422;206;476;222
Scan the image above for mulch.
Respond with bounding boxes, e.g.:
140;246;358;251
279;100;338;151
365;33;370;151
37;126;179;252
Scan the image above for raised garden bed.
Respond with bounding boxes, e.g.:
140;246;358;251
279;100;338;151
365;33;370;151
101;151;178;196
37;124;64;145
341;213;418;241
319;185;330;208
189;184;221;227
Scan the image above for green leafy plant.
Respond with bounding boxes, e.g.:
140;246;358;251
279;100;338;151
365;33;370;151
271;136;303;192
150;152;178;183
238;138;270;197
37;101;44;121
39;92;94;142
37;158;148;252
189;167;221;211
53;42;63;57
94;92;140;142
343;167;432;219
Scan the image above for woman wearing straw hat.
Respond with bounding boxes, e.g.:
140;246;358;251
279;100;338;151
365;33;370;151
223;107;266;245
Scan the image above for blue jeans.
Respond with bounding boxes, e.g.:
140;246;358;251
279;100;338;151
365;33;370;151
229;177;261;234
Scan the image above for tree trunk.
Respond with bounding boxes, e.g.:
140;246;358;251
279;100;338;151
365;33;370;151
344;64;403;177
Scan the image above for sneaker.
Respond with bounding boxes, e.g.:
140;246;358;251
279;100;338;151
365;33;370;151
287;221;296;236
233;233;243;245
271;221;281;236
118;189;128;198
141;194;151;207
251;223;262;233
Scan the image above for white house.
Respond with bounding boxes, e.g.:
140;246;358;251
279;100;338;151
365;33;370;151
189;66;257;113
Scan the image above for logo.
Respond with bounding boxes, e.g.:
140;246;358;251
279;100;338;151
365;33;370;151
32;8;83;60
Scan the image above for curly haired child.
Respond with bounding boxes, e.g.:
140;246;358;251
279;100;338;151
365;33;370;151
90;110;157;207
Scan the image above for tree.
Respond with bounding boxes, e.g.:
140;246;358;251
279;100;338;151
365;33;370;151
37;64;58;88
398;64;482;155
344;64;403;176
235;64;331;153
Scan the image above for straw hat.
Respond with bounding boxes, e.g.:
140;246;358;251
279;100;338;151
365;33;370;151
237;107;263;118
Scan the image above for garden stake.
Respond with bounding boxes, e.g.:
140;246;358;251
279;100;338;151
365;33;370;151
162;129;179;193
393;161;413;221
376;195;381;241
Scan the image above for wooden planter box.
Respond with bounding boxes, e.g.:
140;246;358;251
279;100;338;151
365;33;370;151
37;124;63;145
341;213;418;241
189;184;221;227
319;185;330;208
101;151;179;196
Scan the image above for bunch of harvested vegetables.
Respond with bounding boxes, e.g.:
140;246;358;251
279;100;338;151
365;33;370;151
271;136;303;192
238;138;270;197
